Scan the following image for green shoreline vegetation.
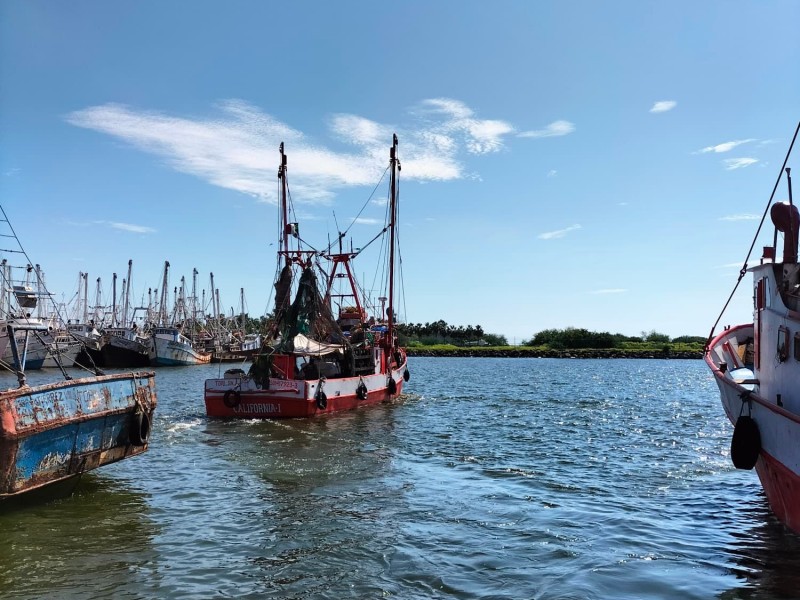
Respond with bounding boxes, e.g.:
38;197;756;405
398;324;705;359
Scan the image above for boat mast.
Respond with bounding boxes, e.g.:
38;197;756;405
111;272;118;327
93;277;102;325
82;272;89;323
123;259;132;328
240;287;245;331
158;261;170;326
387;134;400;347
279;142;289;267
192;268;198;332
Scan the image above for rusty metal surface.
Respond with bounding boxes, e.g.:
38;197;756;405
0;371;157;497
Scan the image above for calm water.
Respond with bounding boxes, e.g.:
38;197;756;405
2;358;800;599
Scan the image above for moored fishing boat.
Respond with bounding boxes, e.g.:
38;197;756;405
705;123;800;532
204;135;409;418
0;205;157;500
150;326;212;366
148;261;212;366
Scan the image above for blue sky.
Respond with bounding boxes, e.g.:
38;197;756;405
2;1;799;343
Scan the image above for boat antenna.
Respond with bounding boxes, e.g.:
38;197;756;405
705;121;800;350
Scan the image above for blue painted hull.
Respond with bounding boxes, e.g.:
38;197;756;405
0;372;157;498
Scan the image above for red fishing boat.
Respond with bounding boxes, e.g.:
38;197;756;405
705;123;800;532
204;135;409;418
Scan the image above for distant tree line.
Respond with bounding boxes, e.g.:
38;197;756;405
521;327;705;349
396;320;508;347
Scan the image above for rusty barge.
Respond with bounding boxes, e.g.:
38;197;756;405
0;204;157;500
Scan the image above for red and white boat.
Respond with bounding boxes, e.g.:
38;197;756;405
705;125;800;532
204;135;409;418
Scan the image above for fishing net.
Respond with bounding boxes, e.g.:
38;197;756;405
278;267;343;350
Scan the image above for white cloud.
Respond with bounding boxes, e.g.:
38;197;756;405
698;139;756;153
353;217;382;225
94;220;156;233
590;288;627;295
719;213;760;221
538;224;582;240
67;98;521;205
518;120;575;139
650;100;677;113
547;170;558;178
415;98;514;154
723;158;759;170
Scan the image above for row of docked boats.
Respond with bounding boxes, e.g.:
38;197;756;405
4;259;264;369
1;134;409;503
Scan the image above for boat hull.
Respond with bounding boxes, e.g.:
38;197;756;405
0;371;157;499
204;358;407;418
706;324;800;533
42;342;82;368
100;344;151;368
151;337;211;366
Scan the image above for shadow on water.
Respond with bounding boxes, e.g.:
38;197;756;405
0;474;159;599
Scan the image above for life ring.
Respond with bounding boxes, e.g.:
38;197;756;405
403;368;410;382
316;389;328;410
731;415;761;470
356;381;368;400
387;377;397;395
223;388;241;408
129;411;151;446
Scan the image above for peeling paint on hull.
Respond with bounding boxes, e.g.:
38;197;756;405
0;371;157;498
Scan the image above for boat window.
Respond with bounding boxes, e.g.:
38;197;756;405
756;279;765;310
778;325;789;362
794;332;800;361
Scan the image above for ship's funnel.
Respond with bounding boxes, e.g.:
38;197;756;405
771;201;800;264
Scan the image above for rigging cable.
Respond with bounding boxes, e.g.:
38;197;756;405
705;120;800;350
322;165;390;255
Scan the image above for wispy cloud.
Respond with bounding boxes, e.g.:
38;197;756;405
414;98;515;154
67;98;525;205
353;217;382;225
719;213;760;221
590;288;627;295
650;100;676;113
518;120;575;139
547;170;558;178
698;139;756;154
92;220;156;233
538;224;581;240
4;167;20;177
723;158;759;170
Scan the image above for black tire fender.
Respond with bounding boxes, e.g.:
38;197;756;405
130;411;151;447
731;415;761;470
223;388;241;408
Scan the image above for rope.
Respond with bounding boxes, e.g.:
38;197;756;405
705;121;800;351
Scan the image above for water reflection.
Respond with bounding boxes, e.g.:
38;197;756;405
200;403;406;597
720;495;800;599
0;475;159;597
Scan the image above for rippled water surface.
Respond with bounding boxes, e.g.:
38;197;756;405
3;358;800;599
